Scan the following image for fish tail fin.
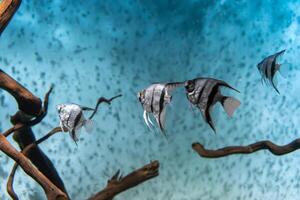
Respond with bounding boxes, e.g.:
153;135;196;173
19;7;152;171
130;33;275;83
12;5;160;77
84;119;94;133
221;96;241;117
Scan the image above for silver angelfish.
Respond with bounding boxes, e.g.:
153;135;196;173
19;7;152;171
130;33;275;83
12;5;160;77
57;103;94;144
184;77;241;133
257;49;285;94
137;82;183;133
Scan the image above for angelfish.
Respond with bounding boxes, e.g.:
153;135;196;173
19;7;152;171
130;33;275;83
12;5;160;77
56;103;94;144
257;49;285;94
137;82;183;133
184;77;241;132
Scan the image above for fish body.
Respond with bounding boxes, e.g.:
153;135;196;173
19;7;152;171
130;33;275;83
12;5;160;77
257;49;285;93
57;103;93;143
137;82;183;133
184;77;240;132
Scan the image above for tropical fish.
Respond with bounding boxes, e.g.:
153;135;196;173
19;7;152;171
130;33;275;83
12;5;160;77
257;49;285;94
137;82;183;133
184;77;241;132
57;103;94;144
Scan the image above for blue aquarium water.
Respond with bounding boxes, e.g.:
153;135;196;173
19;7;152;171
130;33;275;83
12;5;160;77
1;0;300;199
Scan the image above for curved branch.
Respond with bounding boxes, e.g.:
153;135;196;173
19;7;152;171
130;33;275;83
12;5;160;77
7;162;18;200
0;69;68;196
3;85;53;137
192;138;300;158
0;69;42;116
7;127;63;200
0;0;21;34
88;161;159;200
88;94;122;120
0;134;67;200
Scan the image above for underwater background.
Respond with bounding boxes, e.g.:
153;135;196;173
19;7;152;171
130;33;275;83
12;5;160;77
1;0;300;199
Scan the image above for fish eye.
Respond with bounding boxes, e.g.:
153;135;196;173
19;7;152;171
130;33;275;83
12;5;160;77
185;80;195;93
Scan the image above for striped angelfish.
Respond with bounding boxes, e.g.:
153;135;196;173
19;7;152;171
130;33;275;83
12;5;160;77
137;82;184;134
257;49;285;94
184;77;241;133
57;103;94;144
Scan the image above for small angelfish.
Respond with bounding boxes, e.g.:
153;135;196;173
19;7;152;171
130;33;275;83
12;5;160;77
184;77;241;132
137;82;183;134
57;103;94;144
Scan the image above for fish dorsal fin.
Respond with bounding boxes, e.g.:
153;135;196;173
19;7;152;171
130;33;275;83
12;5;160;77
218;81;240;93
80;106;95;111
165;82;185;92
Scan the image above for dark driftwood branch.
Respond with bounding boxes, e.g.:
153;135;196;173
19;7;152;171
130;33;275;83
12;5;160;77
0;68;68;196
192;139;300;158
3;85;53;137
0;0;21;35
0;134;67;200
88;161;159;200
0;69;68;198
88;95;122;120
6;94;124;200
0;69;42;116
7;127;63;200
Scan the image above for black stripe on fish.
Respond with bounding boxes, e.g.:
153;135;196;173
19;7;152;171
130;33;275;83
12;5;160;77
150;86;156;113
66;113;72;129
196;79;207;105
71;130;78;145
266;58;273;81
204;84;220;132
70;111;82;143
158;85;166;132
264;62;270;82
270;60;280;94
73;111;82;130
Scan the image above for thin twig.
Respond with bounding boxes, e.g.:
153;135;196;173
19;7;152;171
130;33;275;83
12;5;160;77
89;94;122;120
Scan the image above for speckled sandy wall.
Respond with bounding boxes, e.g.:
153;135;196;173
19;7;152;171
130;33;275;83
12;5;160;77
1;0;300;199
